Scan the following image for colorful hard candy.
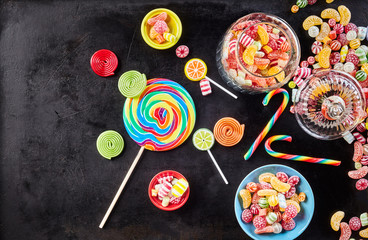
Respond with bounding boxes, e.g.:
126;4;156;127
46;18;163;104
361;212;368;227
349;217;362;231
282;219;296;231
356;178;368;190
171;178;189;198
253;215;267;229
266;212;278;224
242;209;253;223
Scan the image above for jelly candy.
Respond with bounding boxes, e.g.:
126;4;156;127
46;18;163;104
298;192;306;202
259;208;268;216
303;15;323;30
329;30;337;40
316;22;331;42
149;27;159;39
276;172;288;182
253;215;267;229
282;219;296;231
360;227;368;238
257;25;269;45
155;34;165;44
250;203;261;215
259;172;276;182
318;47;332;68
349;216;362;231
321;8;341;22
273;222;283;233
147;12;167;26
361;213;368;227
331;211;345;231
287;176;300;186
153;20;169;34
255;226;274;234
271;177;291;192
258;189;277;196
268;195;279;207
284;186;296;199
246;182;259;192
340;222;352;240
356;178;368;190
353;141;363;162
239;189;252;209
348;166;368;179
338;5;351;26
242;209;253;223
243;45;258;65
266;212;278;225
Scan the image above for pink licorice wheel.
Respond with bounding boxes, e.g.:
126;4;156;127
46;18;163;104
176;45;189;58
90;49;118;77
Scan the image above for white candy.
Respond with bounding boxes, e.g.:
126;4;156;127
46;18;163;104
161;196;170;207
155;184;162;191
171;178;178;186
343;62;355;73
235;76;246;85
272;223;283;234
229;68;237;79
346;30;357;41
255;51;265;58
359;45;368;55
358;27;368;41
278;193;287;209
243;79;252;86
308;26;320;38
237;70;246;79
334;62;344;71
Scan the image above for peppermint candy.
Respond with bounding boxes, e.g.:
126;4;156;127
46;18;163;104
311;41;322;54
199;79;212;96
176;45;189;58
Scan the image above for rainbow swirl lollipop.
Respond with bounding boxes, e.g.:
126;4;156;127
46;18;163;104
123;78;196;151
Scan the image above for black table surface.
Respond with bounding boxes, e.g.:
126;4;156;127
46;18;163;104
1;0;368;239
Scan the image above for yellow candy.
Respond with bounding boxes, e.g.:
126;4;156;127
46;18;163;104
338;5;351;26
340;45;349;62
362;63;368;74
326;0;334;3
258;172;276;183
298;192;306;202
316;22;331;42
163;32;176;42
303;15;323;30
322;36;332;45
291;5;299;13
321;8;341;22
270;177;291;192
349;39;361;49
257;189;277;196
331;211;345;231
360;227;368;238
319;47;332;68
257;25;269;45
239;189;252;209
172;178;189;198
268;195;279;207
290;193;300;204
243;45;257;65
262;45;273;54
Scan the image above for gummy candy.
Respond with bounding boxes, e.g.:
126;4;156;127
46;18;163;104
318;47;332;68
243;45;258;65
360;227;368;238
339;222;352;240
258;189;278;196
331;211;345;231
347;166;368;179
259;172;276;182
255;226;274;234
338;5;351;26
303;15;323;30
257;25;269;45
270;177;291;192
316;22;331;42
321;8;341;22
239;189;252;209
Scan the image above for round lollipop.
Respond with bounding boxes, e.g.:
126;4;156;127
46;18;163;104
192;128;228;184
118;70;147;98
99;78;196;228
90;49;118;77
213;117;245;147
184;58;238;99
96;130;124;160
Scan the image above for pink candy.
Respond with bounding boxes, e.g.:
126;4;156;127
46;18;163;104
158;175;174;184
307;56;315;65
158;181;172;200
200;79;212;96
242;209;253;223
311;41;322;54
229;39;237;54
356;178;368;190
333;24;344;34
297;67;312;78
346;54;360;66
284;186;296;198
353;132;366;144
282;219;296;231
176;45;189;58
153;20;168;34
328;18;336;28
349;216;362;231
300;60;309;68
330;52;341;66
253;216;267;229
239;34;254;47
276;172;288;182
287;176;300;186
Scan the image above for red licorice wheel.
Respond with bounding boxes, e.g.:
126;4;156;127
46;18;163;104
90;49;118;77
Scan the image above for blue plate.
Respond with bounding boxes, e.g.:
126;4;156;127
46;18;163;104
234;164;314;240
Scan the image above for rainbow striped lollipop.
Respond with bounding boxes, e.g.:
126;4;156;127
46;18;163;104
264;135;341;166
100;78;196;228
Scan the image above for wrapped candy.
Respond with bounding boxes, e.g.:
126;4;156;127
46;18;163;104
200;79;212;96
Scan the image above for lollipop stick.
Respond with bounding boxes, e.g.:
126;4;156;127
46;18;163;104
207;149;229;184
99;146;145;228
205;76;238;99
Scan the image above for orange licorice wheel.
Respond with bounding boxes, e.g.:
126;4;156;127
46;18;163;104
213;117;245;147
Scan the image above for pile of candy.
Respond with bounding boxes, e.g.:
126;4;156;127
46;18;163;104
291;0;334;14
350;140;368;190
151;173;189;208
331;210;368;239
223;21;291;88
147;12;176;44
239;172;306;234
292;5;368;89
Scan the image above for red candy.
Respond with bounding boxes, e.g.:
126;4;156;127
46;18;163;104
287;176;300;186
353;132;366;144
346;54;360;66
252;191;261;204
242;209;253;223
250;203;261;215
239;34;254;47
348;166;368;179
90;49;118;77
328;18;336;28
176;45;189;58
307;56;316;65
260;181;273;190
353;141;363;162
169;196;182;204
153;20;168;34
356;122;367;132
254;226;274;234
268;39;278;50
282;219;296;231
345;23;358;34
284;186;296;198
147;12;167;26
311;41;323;54
308;0;317;4
276;172;289;183
330;40;342;51
300;61;309;68
337;33;349;46
329;30;337;40
246;182;259;192
253;216;267;229
349;216;362;231
361;156;368;165
356;178;368;190
333;24;344;34
330;52;341;66
285;205;298;218
339;222;352;240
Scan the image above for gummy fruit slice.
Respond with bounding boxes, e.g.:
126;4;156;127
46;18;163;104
184;58;207;81
243;45;258;65
316;22;331;42
257;25;269;45
319;47;332;68
321;8;341;22
338;5;351;26
192;128;214;151
303;15;323;30
331;211;345;231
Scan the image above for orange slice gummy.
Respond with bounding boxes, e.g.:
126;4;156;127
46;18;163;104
321;8;341;22
338;5;351;26
316;22;330;42
303;15;323;30
243;45;258;65
331;211;345;231
319;47;332;68
257;25;269;45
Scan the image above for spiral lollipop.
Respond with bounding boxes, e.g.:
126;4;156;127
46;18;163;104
213;117;245;147
99;78;196;228
90;49;118;77
96;130;124;160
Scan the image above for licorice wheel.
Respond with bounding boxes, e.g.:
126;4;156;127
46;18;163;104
90;49;118;77
213;117;245;147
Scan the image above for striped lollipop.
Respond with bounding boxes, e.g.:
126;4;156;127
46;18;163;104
96;130;124;160
118;70;147;98
90;49;118;77
264;135;341;166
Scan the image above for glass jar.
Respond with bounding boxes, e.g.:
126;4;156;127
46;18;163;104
216;13;301;94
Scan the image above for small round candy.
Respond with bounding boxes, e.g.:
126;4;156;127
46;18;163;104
311;41;322;54
176;45;189;58
307;56;316;65
118;70;147;98
300;60;309;68
356;178;368;190
358;26;368;41
337;33;349;46
350;39;361;49
345;23;358;34
282;218;296;231
346;30;357;41
343;62;355;73
346;53;360;65
355;161;362;169
291;5;299;13
288;81;296;89
153;20;168;34
330;52;341;66
328;18;336;28
241;209;253;223
308;26;320;38
333;24;344;34
296;0;308;8
349;216;362;231
330;40;342;51
334;62;344;71
356;70;367;81
96;130;124;160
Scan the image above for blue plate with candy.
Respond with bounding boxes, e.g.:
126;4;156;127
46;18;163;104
234;164;314;240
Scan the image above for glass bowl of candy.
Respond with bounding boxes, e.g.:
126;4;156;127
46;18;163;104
141;8;182;50
234;164;314;239
294;69;367;141
216;13;301;94
148;170;190;211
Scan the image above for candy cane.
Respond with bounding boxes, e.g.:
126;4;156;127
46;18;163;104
244;88;289;160
264;135;341;166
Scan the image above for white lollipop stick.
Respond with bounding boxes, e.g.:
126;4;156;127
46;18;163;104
207;149;229;184
99;146;145;228
205;76;238;99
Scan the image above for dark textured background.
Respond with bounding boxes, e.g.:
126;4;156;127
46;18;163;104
1;0;368;239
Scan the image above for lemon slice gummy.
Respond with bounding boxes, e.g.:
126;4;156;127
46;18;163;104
303;15;323;30
321;8;341;22
338;5;351;26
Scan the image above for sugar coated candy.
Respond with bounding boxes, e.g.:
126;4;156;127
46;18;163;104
153;20;169;34
353;141;363;162
258;189;277;196
255;226;274;234
348;166;368;179
242;209;253;223
246;182;259;193
338;5;351;26
358;27;367;41
361;213;368;227
250;203;261;215
239;189;252;209
268;194;279;207
276;172;288;182
321;8;341;22
349;217;362;231
331;211;345;231
356;178;368;190
282;219;296;231
272;223;283;234
360;227;368;238
308;26;320;38
259;172;276;182
340;222;352;240
176;45;189;58
285;186;296;199
147;12;167;26
303;15;323;30
253;215;267;229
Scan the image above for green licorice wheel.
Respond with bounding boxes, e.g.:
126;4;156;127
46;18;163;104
96;130;124;160
118;70;147;98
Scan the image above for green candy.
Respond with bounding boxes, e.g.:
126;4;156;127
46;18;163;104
296;0;308;8
258;197;269;208
356;70;367;82
356;48;368;65
96;130;124;160
118;70;147;98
